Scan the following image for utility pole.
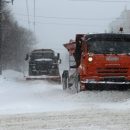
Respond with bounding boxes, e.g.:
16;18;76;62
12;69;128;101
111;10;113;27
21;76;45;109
0;0;2;75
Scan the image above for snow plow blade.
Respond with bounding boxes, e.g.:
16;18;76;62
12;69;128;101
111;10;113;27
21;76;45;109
26;75;61;83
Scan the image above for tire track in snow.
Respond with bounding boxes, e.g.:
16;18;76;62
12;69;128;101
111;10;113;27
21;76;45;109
0;109;130;130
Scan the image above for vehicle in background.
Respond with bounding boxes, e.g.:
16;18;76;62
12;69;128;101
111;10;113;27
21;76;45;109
25;49;61;83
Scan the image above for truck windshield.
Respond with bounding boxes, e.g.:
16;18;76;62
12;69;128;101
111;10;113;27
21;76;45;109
87;35;130;54
31;52;54;59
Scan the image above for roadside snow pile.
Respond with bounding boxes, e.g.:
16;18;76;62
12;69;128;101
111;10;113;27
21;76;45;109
0;70;79;114
0;69;130;115
68;90;130;103
0;75;5;83
61;89;130;111
2;70;25;81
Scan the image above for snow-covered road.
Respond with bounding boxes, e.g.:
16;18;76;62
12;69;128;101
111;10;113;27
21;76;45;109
0;109;130;130
0;70;130;129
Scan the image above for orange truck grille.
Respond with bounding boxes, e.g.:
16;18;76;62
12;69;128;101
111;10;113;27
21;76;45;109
97;67;128;76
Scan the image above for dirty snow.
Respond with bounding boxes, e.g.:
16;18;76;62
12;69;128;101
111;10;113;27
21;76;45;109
0;70;130;129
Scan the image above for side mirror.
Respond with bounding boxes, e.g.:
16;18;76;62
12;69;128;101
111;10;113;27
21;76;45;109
25;54;29;61
57;53;60;59
59;59;61;64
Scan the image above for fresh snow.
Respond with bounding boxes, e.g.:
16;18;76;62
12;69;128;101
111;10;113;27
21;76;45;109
0;70;130;115
0;70;130;130
35;58;53;61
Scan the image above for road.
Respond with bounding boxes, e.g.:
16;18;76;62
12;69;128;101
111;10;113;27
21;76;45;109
0;109;130;130
0;70;130;130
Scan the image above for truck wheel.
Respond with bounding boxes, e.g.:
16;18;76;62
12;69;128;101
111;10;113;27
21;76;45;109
75;73;80;93
29;68;33;76
29;67;36;76
62;70;69;90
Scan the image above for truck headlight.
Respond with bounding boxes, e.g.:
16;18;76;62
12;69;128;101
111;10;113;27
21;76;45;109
88;57;93;62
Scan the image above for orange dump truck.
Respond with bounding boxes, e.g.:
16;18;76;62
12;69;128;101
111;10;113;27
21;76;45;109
62;33;130;91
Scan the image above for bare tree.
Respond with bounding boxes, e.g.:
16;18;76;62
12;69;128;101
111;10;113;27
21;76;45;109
2;4;37;71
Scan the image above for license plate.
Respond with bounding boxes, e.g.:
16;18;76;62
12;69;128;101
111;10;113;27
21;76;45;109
106;56;119;61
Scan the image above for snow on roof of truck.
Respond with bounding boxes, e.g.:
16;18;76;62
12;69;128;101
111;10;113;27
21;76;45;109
63;41;76;55
31;49;54;53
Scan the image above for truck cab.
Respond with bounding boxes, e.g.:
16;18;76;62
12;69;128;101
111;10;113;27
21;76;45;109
63;33;130;91
78;33;130;90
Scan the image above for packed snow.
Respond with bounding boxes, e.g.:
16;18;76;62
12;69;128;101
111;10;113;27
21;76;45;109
0;70;130;129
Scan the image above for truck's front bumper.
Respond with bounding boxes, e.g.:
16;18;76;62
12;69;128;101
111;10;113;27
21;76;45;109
81;80;130;85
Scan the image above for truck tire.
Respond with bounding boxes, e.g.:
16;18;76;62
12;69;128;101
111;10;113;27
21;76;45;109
62;70;69;90
75;73;80;93
29;68;33;76
29;67;36;76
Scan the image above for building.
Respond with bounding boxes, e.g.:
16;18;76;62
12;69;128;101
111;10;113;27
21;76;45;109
109;9;130;33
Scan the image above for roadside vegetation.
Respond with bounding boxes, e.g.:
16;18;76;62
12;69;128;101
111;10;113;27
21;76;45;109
2;4;36;71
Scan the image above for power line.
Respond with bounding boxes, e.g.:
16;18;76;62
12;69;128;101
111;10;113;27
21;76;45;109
15;13;129;21
16;17;130;28
26;0;30;29
70;0;130;2
14;18;113;27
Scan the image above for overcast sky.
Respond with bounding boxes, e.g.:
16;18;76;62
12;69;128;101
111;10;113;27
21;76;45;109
10;0;130;53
